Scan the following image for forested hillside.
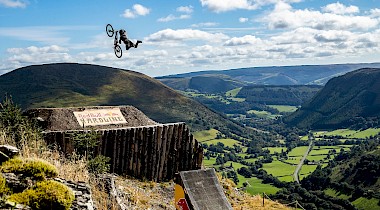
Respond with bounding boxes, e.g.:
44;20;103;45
286;68;380;129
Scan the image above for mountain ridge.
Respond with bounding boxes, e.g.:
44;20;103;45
285;68;380;129
0;63;245;132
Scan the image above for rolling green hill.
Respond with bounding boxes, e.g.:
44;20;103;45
285;68;380;129
157;63;380;87
158;75;243;93
237;85;322;106
0;63;247;132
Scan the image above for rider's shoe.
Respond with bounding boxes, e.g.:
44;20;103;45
135;40;142;48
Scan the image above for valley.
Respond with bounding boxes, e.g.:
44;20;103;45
1;63;380;209
168;68;380;209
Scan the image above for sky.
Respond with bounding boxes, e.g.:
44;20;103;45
0;0;379;77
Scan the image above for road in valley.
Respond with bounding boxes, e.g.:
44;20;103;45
293;138;313;184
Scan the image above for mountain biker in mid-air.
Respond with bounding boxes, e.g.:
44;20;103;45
119;29;142;50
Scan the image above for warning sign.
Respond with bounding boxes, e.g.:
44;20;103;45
73;108;127;127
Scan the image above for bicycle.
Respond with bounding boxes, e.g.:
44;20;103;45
106;24;122;58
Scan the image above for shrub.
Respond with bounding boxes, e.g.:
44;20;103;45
87;155;110;174
1;158;58;180
0;174;9;196
9;180;75;210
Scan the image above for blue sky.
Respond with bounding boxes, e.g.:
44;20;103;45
0;0;379;76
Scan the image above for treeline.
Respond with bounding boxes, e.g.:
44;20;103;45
236;85;321;106
302;139;380;203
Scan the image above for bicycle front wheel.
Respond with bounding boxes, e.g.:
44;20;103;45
106;24;114;37
114;45;122;58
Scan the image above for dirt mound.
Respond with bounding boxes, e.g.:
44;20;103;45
25;106;158;131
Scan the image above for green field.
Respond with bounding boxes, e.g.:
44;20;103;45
352;197;380;210
351;128;380;139
324;188;351;200
288;146;308;157
263;147;287;154
299;165;318;178
247;110;280;119
203;157;217;167
226;87;242;97
243;177;280;195
262;160;296;178
193;129;219;142
284;157;302;165
203;138;242;147
229;97;246;102
322;128;380;139
267;105;298;113
307;155;328;162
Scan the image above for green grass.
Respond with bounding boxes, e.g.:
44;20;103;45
246;110;280;119
262;160;296;178
267;105;298;113
277;175;294;182
193;129;219;142
263;147;287;154
284;157;302;165
324;129;357;137
288;146;308;157
351;128;380;139
299;165;318;177
307;155;329;162
229;97;246;102
203;157;216;167
244;158;259;163
243;177;280;195
203;138;242;147
352;197;380;210
322;128;380;139
226;87;242;97
300;135;309;140
324;188;351;200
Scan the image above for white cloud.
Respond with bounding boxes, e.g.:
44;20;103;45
239;17;249;23
191;22;219;27
6;45;72;65
200;0;301;13
224;35;262;46
0;0;27;8
122;4;150;18
370;8;380;18
177;5;193;14
145;28;229;42
322;2;359;15
157;14;191;22
262;2;379;30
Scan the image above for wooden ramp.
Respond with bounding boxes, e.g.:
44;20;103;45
175;168;233;210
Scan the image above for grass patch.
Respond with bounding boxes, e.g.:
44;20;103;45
352;197;380;210
350;128;380;139
288;146;308;157
226;87;242;97
243;177;280;195
193;129;219;142
262;160;295;178
263;147;286;154
267;105;298;113
203;138;242;147
324;188;351;200
229;97;246;102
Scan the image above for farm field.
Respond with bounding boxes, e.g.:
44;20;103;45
263;147;287;154
193;128;219;142
288;146;308;157
225;87;242;97
320;128;380;139
267;105;298;113
243;177;280;195
262;160;295;178
203;138;242;147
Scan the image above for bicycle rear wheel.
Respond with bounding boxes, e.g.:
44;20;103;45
114;45;122;58
106;24;114;37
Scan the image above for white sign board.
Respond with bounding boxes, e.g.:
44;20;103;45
73;108;127;127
